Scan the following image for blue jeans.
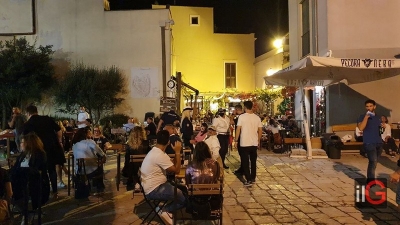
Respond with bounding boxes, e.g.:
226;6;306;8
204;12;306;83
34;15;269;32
146;181;186;213
364;143;382;180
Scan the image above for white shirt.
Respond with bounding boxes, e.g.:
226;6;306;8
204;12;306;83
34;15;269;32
77;111;90;128
212;116;231;134
20;154;30;168
381;123;391;141
204;135;221;161
73;139;105;174
123;123;135;132
140;147;173;195
237;113;262;147
266;125;279;134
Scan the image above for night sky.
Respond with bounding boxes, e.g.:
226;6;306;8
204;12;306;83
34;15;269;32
108;0;289;57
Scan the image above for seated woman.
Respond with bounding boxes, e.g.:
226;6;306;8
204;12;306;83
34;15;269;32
92;125;112;153
185;142;221;185
10;132;50;213
190;123;208;146
185;142;222;217
72;128;106;193
381;115;398;157
122;126;150;191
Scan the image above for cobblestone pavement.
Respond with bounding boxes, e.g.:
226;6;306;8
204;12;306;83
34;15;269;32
12;150;400;225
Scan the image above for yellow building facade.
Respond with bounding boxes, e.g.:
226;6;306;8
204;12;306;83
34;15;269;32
169;6;255;94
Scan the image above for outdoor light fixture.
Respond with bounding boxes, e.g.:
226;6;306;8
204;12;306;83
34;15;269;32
273;38;283;49
266;68;277;76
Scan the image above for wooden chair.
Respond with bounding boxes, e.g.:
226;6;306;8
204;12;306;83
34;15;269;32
129;154;146;198
260;132;271;150
107;143;125;155
174;181;224;225
283;137;305;154
182;149;192;163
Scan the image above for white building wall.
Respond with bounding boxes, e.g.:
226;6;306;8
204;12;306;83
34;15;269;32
0;0;171;121
254;49;284;89
288;0;400;123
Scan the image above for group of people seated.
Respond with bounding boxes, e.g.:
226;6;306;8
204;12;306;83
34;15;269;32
139;130;222;225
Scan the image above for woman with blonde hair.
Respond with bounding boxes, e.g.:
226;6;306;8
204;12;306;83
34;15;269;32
180;106;193;151
92;124;112;152
122;126;150;191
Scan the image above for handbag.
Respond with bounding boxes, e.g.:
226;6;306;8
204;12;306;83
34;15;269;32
74;159;91;199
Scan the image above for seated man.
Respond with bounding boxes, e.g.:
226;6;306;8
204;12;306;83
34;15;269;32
204;126;223;169
140;130;185;225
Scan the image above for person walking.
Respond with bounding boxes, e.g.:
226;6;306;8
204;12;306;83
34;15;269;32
212;108;231;169
22;105;64;199
357;99;382;183
234;101;262;187
156;110;180;133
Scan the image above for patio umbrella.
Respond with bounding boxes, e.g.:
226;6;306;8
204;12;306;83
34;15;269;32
263;56;400;158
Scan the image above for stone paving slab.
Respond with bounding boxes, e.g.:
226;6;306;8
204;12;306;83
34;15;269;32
8;149;400;225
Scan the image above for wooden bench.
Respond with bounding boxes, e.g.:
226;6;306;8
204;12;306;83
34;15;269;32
283;138;306;152
331;123;362;154
331;123;400;153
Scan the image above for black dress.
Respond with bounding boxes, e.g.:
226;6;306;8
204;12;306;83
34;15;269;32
122;140;150;187
181;117;194;150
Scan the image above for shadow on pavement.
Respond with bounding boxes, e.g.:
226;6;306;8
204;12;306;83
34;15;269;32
333;161;400;224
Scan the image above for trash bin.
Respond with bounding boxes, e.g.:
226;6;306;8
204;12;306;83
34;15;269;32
327;135;343;159
321;133;335;152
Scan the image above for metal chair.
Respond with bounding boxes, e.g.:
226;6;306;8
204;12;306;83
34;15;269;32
137;169;171;225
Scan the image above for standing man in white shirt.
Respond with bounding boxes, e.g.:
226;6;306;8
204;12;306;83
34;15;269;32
212;108;231;169
77;106;90;128
235;101;262;187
